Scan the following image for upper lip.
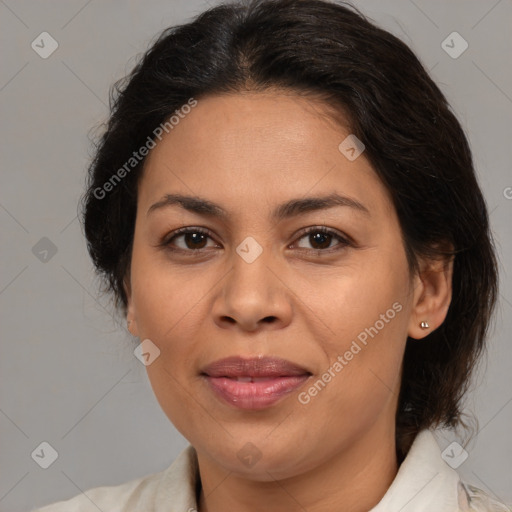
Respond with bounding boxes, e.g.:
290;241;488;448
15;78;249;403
201;356;311;378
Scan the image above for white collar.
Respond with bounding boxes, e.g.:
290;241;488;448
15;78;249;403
369;429;460;511
152;430;470;511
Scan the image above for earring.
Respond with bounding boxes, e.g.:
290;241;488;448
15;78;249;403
420;321;429;329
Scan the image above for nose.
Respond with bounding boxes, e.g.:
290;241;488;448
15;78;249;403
211;248;293;332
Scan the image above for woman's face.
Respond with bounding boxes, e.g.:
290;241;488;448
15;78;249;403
126;91;427;480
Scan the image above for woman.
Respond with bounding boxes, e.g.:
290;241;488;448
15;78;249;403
32;0;509;510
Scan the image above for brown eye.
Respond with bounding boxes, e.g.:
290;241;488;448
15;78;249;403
159;226;350;255
294;227;350;252
161;227;217;252
178;231;208;250
307;231;332;249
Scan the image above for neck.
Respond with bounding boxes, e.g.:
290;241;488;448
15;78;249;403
196;421;398;512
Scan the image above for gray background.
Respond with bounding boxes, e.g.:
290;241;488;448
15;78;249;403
1;0;511;510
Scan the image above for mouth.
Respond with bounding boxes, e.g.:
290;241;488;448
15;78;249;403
200;356;312;410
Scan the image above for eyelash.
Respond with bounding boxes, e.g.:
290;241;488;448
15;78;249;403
158;226;352;255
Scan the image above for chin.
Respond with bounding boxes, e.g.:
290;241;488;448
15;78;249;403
198;435;316;481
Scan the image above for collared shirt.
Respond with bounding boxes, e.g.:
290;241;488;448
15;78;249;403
31;430;510;511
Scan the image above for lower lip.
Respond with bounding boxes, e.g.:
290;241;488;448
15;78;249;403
204;375;310;410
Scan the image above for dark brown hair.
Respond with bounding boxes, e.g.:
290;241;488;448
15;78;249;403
80;0;499;457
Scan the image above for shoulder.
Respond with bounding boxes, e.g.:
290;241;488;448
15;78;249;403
29;470;163;512
370;430;511;512
457;481;511;512
29;445;199;512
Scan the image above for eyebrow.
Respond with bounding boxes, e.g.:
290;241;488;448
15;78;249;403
146;192;370;220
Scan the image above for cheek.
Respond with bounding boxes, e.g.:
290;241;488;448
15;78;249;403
130;246;208;342
297;313;407;450
144;361;199;442
314;254;409;356
305;251;410;411
129;248;211;429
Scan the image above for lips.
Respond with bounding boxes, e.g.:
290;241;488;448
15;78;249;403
202;356;310;378
201;356;312;410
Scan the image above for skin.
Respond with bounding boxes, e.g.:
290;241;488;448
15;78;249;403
125;91;453;512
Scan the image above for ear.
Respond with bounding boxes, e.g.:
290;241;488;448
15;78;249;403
124;274;140;338
408;252;454;340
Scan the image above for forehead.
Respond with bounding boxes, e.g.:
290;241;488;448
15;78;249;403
139;92;395;221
